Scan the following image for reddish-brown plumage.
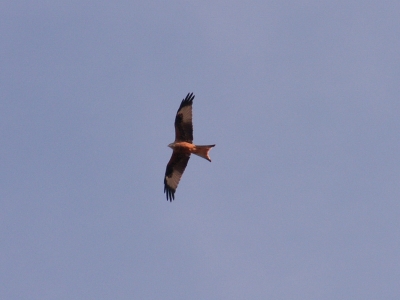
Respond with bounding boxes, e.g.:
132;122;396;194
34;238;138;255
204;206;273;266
164;93;215;201
169;142;215;161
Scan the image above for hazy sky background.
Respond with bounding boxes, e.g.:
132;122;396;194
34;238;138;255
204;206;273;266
1;1;399;299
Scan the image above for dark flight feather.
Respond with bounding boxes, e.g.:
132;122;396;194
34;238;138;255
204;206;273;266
164;152;191;201
174;93;194;143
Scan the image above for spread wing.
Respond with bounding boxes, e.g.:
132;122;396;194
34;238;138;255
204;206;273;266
174;93;194;143
164;152;191;201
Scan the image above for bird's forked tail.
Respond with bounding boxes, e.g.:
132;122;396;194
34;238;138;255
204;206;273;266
193;144;215;162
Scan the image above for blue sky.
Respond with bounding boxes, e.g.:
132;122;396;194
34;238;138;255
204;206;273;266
1;1;399;299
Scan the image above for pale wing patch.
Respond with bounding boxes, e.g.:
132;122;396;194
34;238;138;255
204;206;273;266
178;106;192;123
165;171;182;190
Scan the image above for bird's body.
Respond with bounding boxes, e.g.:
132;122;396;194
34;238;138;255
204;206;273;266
168;141;194;154
168;142;214;162
164;93;215;201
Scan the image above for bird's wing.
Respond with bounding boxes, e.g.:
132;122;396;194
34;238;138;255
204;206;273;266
174;93;194;143
164;151;191;201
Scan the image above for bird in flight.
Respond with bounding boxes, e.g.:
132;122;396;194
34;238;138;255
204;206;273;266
164;93;215;201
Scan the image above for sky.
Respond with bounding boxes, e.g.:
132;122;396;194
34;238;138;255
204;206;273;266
1;1;400;299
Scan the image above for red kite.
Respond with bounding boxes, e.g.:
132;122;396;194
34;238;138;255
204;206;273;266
164;93;215;201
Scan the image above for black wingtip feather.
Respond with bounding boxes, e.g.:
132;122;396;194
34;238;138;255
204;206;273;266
177;92;194;112
164;184;175;201
165;187;175;201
